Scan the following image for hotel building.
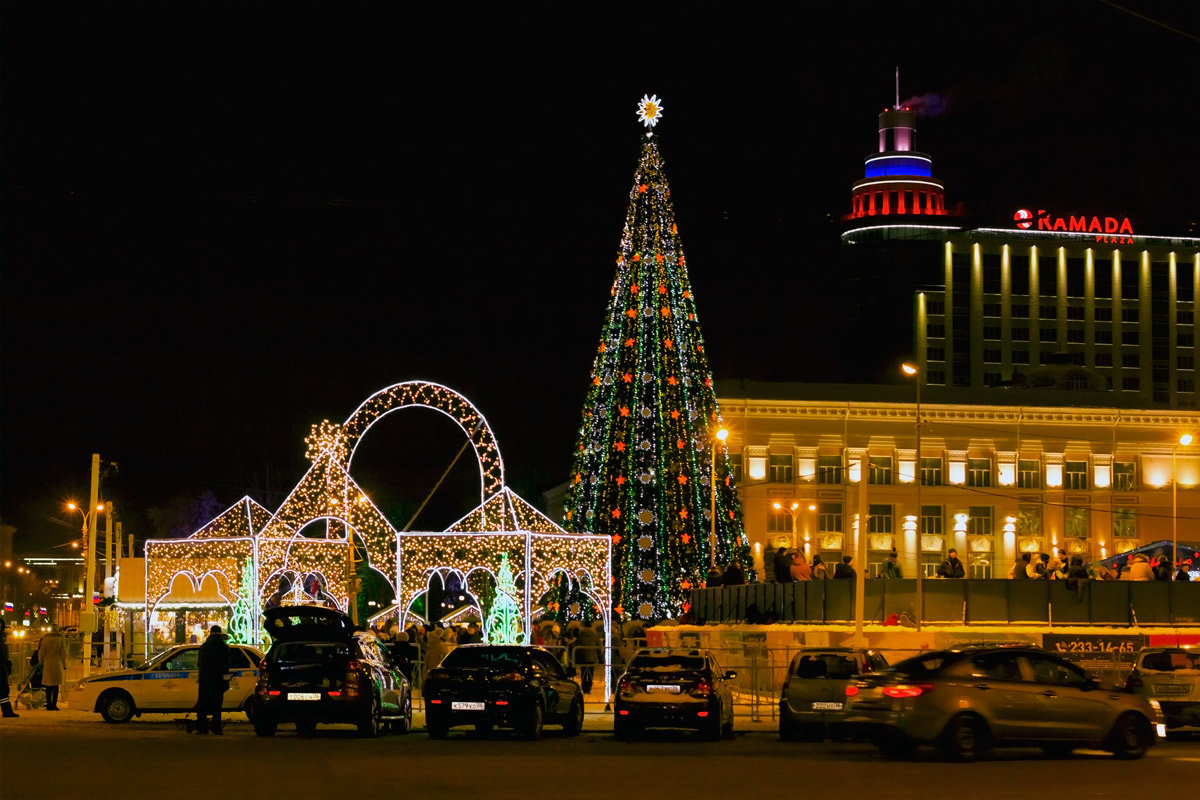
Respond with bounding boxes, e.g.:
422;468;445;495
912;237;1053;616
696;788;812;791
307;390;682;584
718;98;1200;580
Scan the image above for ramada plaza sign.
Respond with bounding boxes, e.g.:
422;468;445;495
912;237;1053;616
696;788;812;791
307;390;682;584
1014;208;1135;244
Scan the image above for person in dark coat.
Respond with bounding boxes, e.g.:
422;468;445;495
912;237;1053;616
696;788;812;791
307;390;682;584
723;560;746;586
936;548;966;579
833;556;856;579
196;625;231;734
0;619;16;718
572;623;601;694
772;547;791;582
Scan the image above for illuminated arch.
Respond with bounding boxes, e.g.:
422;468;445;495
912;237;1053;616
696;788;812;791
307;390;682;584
338;380;505;506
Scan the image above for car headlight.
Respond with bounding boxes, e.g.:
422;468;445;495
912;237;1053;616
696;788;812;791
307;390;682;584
1148;699;1162;712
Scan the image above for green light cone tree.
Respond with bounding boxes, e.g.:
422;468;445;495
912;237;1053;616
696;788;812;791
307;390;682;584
563;98;747;621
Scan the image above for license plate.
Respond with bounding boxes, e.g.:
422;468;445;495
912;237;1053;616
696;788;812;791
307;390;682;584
811;701;843;710
1154;684;1190;695
452;701;486;711
287;692;321;701
646;684;681;694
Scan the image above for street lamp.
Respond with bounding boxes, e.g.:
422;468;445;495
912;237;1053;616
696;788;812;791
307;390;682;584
772;500;816;554
1174;433;1194;573
901;362;923;631
711;427;729;568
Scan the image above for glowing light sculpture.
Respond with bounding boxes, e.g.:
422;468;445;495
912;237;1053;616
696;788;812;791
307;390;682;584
561;99;748;621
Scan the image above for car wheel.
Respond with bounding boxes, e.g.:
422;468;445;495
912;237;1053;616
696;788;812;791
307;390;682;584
613;716;638;741
722;718;734;739
427;714;450;739
1108;713;1151;759
394;694;412;734
523;701;544;741
99;690;136;724
241;698;256;723
563;697;584;736
941;714;987;762
705;703;723;741
358;694;382;738
779;706;799;741
254;716;277;737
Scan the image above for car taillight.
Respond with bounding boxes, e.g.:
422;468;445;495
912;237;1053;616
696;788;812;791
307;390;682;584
618;678;634;697
692;679;713;697
345;660;366;697
260;658;269;670
883;684;934;698
845;684;859;697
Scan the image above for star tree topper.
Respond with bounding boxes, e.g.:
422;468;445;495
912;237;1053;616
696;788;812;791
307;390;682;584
637;94;663;128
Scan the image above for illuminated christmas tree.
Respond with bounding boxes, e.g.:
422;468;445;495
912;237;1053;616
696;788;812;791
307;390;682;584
484;553;523;644
562;96;747;622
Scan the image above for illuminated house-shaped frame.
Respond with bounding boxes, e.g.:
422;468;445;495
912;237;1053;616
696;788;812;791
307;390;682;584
141;381;612;692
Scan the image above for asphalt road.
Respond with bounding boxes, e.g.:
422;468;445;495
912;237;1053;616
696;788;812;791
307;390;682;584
2;708;1198;800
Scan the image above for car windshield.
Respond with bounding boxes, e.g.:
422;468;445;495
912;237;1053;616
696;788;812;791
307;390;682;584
272;642;349;663
440;647;527;671
793;654;858;679
889;651;956;679
628;653;705;672
1142;650;1200;672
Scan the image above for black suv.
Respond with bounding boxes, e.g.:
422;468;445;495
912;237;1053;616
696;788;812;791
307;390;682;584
423;644;585;740
252;606;413;737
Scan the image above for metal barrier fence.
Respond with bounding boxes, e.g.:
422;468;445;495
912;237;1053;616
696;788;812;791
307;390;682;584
691;579;1200;626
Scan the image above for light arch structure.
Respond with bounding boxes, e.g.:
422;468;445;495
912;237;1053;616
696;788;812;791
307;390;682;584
135;380;611;690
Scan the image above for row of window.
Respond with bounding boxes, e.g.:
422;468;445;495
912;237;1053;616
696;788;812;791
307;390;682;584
962;304;1197;325
927;325;1196;348
739;453;1138;491
767;502;1136;540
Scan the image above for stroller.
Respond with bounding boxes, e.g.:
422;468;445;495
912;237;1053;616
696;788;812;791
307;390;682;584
16;661;45;710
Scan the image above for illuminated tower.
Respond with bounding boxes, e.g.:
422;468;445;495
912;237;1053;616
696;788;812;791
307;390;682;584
846;86;949;221
562;96;748;622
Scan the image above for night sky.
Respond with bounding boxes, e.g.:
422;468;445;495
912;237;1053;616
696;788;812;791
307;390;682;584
3;1;1198;551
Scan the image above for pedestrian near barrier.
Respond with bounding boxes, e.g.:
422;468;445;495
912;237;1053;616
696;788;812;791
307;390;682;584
195;625;230;734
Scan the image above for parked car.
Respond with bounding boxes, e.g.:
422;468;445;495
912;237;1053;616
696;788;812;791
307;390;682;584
423;644;585;740
614;648;736;740
778;647;888;740
252;606;412;737
67;642;263;723
1125;646;1200;736
844;645;1164;760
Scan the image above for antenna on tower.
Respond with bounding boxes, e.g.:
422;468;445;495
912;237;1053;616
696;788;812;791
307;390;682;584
894;66;900;110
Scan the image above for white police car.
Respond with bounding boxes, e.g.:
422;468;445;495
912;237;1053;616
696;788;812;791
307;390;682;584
69;643;263;723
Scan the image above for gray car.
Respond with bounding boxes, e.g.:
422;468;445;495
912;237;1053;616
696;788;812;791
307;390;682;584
778;647;888;741
844;645;1164;760
1125;646;1200;736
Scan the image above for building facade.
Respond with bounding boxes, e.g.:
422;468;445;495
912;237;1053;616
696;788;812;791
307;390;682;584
716;382;1200;582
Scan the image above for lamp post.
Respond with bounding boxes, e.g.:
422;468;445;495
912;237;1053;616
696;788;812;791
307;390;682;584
773;500;816;554
72;453;103;676
1174;433;1194;573
901;363;923;631
711;427;729;568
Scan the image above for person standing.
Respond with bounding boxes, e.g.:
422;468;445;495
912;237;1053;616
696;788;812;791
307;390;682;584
573;622;600;694
37;625;67;711
195;625;230;734
937;548;966;579
1;619;17;718
883;551;903;579
810;554;828;580
789;551;812;581
833;556;856;579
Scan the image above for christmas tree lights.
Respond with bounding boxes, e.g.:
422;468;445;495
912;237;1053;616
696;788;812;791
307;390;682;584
561;97;749;621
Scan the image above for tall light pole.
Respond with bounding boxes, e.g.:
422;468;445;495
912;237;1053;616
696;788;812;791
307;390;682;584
902;363;923;631
1174;433;1194;573
711;427;729;568
76;453;103;676
773;500;816;554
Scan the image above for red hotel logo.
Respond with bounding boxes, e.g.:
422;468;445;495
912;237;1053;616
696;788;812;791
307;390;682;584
1014;209;1135;244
